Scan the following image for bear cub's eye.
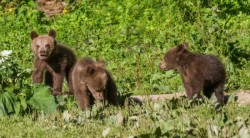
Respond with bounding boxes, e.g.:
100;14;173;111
45;44;50;48
36;45;40;48
96;88;104;92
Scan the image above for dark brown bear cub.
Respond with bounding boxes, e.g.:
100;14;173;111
72;58;118;110
159;43;226;104
30;29;76;95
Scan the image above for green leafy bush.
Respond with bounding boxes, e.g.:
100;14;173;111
0;50;56;115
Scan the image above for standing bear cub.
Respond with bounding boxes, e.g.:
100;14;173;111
72;58;118;110
159;43;226;104
30;29;76;95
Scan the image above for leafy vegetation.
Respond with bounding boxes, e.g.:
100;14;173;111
0;50;56;115
1;97;250;137
0;0;249;137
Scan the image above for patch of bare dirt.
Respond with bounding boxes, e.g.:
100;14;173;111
130;90;250;106
235;90;250;106
36;0;80;17
36;0;66;17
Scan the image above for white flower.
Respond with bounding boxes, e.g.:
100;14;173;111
1;50;12;57
0;50;12;63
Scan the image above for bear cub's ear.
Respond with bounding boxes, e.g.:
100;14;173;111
30;31;38;40
96;60;105;68
48;29;56;38
177;42;189;53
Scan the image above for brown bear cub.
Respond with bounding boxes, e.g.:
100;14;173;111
30;29;76;96
72;58;118;110
159;43;226;104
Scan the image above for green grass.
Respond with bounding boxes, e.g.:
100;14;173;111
1;97;250;137
0;0;250;137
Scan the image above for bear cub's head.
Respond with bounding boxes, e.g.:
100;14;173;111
30;29;57;60
84;61;108;101
159;43;189;71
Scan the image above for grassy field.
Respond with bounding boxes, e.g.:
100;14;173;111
0;0;250;137
1;97;250;137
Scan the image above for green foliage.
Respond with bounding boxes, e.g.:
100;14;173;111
0;50;31;92
0;84;57;115
0;50;56;115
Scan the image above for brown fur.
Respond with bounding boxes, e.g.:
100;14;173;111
72;58;118;110
159;43;226;104
30;29;76;95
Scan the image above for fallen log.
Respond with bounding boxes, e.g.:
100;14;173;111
128;90;250;106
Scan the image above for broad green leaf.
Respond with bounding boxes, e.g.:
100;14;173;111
28;86;57;114
20;96;27;110
14;102;20;115
2;91;15;114
0;95;6;116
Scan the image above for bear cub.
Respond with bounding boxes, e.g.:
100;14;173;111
159;43;226;104
30;29;76;95
72;58;118;110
